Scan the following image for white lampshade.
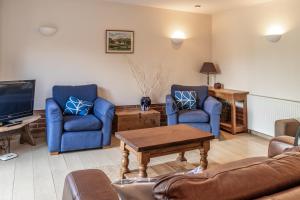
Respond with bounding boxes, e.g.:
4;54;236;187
170;31;186;45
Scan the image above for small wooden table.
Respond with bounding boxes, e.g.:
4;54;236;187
115;109;160;131
209;87;249;134
115;124;214;178
0;115;40;153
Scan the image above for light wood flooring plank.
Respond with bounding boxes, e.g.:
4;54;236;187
48;153;69;200
12;145;34;200
32;145;56;200
0;154;16;200
63;152;84;172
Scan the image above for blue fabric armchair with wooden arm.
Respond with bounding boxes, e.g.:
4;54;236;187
166;85;222;137
45;84;115;154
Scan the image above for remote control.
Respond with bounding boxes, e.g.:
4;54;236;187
0;153;18;161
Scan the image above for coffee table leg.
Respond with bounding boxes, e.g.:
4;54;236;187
200;141;210;169
138;153;150;178
120;141;130;179
20;125;36;146
176;152;187;162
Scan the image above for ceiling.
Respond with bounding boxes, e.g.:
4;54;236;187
105;0;272;14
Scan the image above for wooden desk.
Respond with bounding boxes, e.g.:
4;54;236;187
0;115;40;153
209;88;249;134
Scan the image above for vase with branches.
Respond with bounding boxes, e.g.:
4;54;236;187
126;56;162;111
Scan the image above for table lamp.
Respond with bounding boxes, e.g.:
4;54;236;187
200;62;217;85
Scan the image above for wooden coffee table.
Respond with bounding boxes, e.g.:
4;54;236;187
115;124;215;178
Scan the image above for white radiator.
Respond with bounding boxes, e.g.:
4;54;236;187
248;95;300;136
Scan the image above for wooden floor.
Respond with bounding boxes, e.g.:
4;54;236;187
0;131;269;200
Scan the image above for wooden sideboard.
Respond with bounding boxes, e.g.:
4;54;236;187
115;109;160;132
209;87;249;134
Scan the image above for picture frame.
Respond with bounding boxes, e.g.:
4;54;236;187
106;30;134;54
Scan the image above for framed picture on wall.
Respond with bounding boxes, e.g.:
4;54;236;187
106;30;134;54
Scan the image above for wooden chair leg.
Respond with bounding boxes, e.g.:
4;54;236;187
50;152;59;155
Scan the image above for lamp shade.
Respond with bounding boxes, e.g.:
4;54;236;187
200;62;217;74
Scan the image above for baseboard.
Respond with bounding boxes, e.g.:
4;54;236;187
249;129;273;140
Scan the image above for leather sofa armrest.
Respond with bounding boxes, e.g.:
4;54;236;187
268;136;295;158
63;169;119;200
275;119;300;137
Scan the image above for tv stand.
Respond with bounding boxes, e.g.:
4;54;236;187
0;115;40;160
0;120;22;127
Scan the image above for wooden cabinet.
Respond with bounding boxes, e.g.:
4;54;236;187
115;109;160;132
209;87;249;134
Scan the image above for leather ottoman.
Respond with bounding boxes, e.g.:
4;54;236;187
63;169;119;200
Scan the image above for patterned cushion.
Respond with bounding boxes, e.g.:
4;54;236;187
174;91;197;110
64;96;93;116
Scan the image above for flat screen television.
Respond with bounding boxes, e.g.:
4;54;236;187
0;80;35;123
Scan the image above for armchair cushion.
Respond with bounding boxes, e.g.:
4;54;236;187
53;84;97;109
178;110;209;123
64;115;102;132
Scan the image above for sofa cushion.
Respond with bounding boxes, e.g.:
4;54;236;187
178;110;209;123
112;178;157;200
64;115;102;132
257;185;300;200
153;152;300;200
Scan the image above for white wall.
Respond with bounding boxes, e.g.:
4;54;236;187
212;0;300;101
0;0;2;77
212;0;300;136
0;0;212;109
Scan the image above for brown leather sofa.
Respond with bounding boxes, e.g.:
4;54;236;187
63;136;300;200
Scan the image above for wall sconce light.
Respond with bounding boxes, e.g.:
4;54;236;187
265;34;282;43
39;26;58;36
264;25;284;43
171;31;186;45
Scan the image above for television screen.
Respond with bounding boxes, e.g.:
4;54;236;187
0;80;35;122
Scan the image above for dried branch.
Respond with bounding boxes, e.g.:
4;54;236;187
126;56;163;97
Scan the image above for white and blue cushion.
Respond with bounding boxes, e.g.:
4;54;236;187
174;91;197;110
64;96;93;116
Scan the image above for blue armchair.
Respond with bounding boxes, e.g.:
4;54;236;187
46;84;115;154
166;85;222;137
